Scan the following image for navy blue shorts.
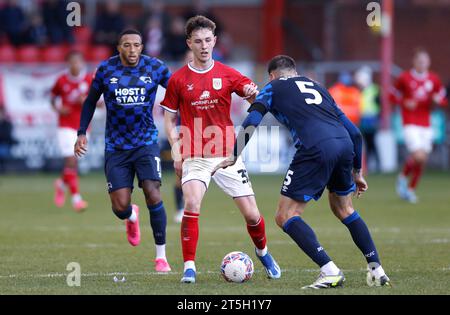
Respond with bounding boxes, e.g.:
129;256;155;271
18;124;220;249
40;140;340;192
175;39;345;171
104;144;162;193
280;137;356;202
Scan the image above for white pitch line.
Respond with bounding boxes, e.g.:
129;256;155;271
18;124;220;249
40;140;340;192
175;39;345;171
3;267;447;281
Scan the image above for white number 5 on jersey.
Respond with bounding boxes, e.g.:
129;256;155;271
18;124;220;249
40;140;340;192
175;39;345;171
295;81;323;105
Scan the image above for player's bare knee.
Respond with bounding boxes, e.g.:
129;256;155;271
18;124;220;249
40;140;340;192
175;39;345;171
143;188;161;205
332;205;354;221
244;211;260;225
184;197;201;213
275;209;296;228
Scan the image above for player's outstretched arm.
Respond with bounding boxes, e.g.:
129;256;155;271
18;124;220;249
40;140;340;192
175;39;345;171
212;108;265;175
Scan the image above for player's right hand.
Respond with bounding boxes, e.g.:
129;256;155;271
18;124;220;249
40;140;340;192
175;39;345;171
353;171;368;198
74;135;88;157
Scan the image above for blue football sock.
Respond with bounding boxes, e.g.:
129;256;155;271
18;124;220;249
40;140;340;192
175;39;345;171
283;216;332;267
148;201;167;245
342;211;380;265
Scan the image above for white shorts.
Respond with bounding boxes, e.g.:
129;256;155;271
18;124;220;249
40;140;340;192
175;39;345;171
181;156;254;198
57;127;78;157
403;125;433;154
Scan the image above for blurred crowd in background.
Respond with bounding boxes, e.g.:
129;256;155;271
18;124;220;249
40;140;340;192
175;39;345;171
0;0;449;174
0;0;232;63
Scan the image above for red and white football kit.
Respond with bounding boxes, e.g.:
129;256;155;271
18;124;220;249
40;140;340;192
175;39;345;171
161;60;267;264
161;60;256;197
392;69;447;154
51;71;92;157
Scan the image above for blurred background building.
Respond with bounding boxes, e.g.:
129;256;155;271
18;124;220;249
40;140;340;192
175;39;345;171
0;0;449;174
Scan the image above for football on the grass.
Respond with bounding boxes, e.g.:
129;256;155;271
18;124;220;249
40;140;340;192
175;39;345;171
220;251;254;283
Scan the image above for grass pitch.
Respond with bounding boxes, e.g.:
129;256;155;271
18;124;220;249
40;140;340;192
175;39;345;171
0;171;449;295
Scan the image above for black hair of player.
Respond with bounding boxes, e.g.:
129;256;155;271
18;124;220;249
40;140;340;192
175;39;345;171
185;15;216;39
118;29;143;44
267;55;296;74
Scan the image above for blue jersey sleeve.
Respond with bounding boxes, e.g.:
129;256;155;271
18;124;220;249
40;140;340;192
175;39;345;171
333;101;363;170
253;83;273;112
78;65;104;135
241;83;274;129
156;59;171;89
91;63;105;92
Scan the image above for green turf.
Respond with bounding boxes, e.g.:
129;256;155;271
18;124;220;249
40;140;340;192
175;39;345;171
0;171;449;295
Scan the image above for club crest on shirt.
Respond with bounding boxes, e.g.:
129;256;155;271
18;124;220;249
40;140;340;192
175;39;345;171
139;76;152;84
213;78;222;90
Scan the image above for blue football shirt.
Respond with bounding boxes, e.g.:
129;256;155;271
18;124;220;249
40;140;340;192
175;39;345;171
91;54;171;151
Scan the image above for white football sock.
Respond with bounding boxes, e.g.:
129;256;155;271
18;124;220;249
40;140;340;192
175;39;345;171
155;244;166;260
72;193;82;204
320;261;341;276
255;246;268;257
184;260;196;272
127;208;137;223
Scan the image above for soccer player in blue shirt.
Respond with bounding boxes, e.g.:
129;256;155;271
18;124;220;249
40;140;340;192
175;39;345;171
215;55;391;289
74;29;172;273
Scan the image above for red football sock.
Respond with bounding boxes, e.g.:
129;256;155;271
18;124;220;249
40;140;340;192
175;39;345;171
181;211;199;262
402;157;416;177
247;216;267;250
62;168;79;195
409;163;423;190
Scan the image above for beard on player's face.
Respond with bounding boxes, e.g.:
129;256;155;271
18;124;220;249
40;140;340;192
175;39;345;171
118;35;143;66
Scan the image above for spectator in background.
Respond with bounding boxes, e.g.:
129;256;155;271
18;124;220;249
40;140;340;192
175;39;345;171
26;12;47;46
0;0;28;46
162;16;187;61
42;0;74;44
354;66;380;173
144;16;164;58
137;0;171;41
93;0;125;51
0;107;16;173
183;0;232;61
329;71;362;127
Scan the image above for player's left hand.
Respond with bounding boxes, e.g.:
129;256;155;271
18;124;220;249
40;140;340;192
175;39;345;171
242;83;259;103
353;170;368;198
212;156;237;176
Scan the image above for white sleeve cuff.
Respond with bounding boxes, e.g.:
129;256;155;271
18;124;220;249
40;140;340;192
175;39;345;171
159;104;178;113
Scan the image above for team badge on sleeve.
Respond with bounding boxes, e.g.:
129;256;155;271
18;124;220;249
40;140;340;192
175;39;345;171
213;78;222;90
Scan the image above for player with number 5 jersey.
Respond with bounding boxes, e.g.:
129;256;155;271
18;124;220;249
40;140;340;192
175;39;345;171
74;29;172;273
215;55;391;289
161;15;280;284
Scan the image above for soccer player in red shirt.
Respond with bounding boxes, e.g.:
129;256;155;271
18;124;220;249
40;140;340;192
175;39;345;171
51;51;92;212
160;15;281;283
393;48;447;203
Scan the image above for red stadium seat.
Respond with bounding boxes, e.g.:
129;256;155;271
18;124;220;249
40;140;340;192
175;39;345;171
16;45;41;63
88;45;112;63
41;45;69;62
73;26;92;44
0;45;16;63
